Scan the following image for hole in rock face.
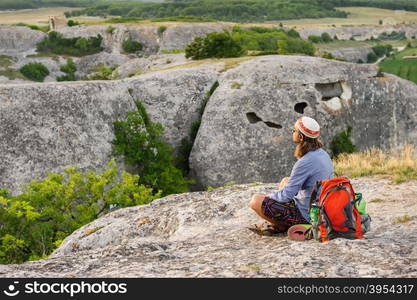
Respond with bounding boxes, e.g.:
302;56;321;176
315;82;343;101
294;102;308;114
264;122;282;129
246;112;262;124
246;112;282;129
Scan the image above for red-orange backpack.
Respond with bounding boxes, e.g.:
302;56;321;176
309;177;363;242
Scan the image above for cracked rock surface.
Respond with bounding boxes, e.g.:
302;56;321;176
0;176;415;278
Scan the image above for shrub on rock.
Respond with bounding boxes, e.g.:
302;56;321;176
20;62;50;82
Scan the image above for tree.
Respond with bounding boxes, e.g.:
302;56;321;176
330;126;357;157
67;20;80;27
122;39;143;53
0;160;157;264
308;35;322;43
367;52;378;63
321;32;333;43
20;62;49;82
112;100;192;196
287;28;300;38
185;31;244;59
57;58;77;81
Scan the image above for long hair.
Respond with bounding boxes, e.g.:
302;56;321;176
294;132;323;159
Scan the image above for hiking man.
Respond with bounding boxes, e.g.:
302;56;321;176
249;116;334;234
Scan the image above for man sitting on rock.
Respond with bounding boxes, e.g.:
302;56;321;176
249;116;334;235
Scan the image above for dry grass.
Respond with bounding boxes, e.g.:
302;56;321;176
334;144;417;183
369;198;384;203
2;6;415;30
0;7;83;26
155;56;253;73
0;68;26;80
392;215;411;224
219;56;253;72
0;55;15;68
273;7;417;29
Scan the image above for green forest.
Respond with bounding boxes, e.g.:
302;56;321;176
3;1;417;23
64;0;417;22
66;0;347;22
0;0;163;10
0;0;96;10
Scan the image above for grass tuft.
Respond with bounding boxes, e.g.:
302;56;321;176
334;144;417;183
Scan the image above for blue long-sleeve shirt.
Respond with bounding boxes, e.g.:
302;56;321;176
268;148;334;222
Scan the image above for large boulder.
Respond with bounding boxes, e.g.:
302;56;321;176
75;52;131;79
0;176;416;277
0;81;135;195
320;46;373;63
114;53;189;79
0;65;218;194
189;55;417;189
298;24;417;41
57;24;231;55
159;23;232;51
0;26;46;55
124;66;219;152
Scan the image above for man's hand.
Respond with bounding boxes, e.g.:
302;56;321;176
278;177;289;190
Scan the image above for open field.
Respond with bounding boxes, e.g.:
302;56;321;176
0;7;102;26
273;7;417;29
316;39;410;52
90;7;417;28
2;6;417;29
379;42;417;84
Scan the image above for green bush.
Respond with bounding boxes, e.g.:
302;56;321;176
112;100;193;196
122;39;143;53
185;27;315;60
158;25;167;35
37;31;103;57
176;81;219;175
330;125;357;158
64;0;349;23
377;31;406;40
277;37;315;55
367;52;378;63
106;26;115;34
321;52;335;59
57;58;76;81
321;32;333;43
308;35;322;43
82;64;116;80
0;160;158;264
27;24;49;33
185;31;245;59
67;20;80;27
20;62;50;82
372;44;393;57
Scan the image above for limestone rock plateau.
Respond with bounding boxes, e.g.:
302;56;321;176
0;176;415;277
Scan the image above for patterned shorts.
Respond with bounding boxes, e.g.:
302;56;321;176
261;197;308;226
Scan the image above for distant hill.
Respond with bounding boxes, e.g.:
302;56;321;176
64;0;417;23
0;0;161;11
66;0;349;22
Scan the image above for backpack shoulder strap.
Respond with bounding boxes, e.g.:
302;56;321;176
310;180;322;207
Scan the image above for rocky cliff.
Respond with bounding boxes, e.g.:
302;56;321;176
0;176;416;277
0;66;218;194
1;55;417;193
0;23;229;84
1;23;416;84
299;24;417;41
318;46;373;63
189;56;417;189
0;26;46;55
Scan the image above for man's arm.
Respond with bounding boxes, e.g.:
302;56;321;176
268;159;310;203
